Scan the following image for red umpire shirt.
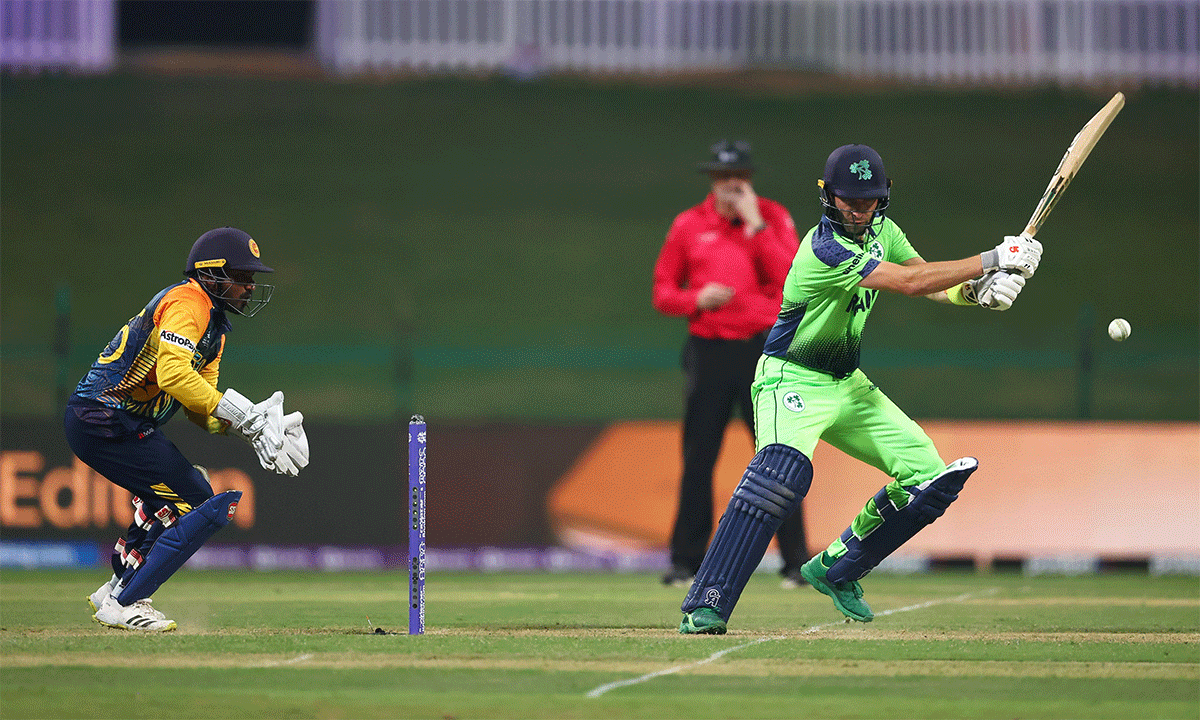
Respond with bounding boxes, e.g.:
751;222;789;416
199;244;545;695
653;193;800;339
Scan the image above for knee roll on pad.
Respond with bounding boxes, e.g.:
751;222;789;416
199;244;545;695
732;445;810;519
827;457;977;585
115;490;242;605
681;444;812;620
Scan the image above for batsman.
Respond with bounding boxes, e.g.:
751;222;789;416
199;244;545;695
678;145;1042;634
65;227;310;631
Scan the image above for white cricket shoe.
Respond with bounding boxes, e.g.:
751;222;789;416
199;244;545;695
87;574;119;612
93;596;177;632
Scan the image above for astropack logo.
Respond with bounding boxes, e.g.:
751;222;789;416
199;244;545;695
159;330;196;352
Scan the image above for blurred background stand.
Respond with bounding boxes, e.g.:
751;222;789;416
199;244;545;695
2;1;1196;88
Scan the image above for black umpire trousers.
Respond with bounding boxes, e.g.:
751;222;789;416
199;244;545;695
668;332;808;574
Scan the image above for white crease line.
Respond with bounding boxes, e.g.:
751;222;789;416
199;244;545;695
255;653;314;668
846;588;998;626
585;587;998;698
585;635;786;698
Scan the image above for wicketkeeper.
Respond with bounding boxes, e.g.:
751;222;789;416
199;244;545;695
65;227;310;631
678;145;1041;634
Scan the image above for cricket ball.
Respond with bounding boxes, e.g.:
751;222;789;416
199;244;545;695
1107;318;1131;342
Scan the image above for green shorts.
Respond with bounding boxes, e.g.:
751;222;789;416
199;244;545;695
751;355;944;486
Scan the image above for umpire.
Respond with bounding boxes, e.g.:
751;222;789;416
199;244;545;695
653;140;809;588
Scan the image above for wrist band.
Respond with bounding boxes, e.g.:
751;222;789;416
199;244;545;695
979;249;998;272
946;282;974;306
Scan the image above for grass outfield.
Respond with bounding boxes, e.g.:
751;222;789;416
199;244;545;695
2;569;1197;719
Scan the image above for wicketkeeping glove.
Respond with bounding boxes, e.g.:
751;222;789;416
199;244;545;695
963;271;1026;311
214;389;285;470
271;411;309;477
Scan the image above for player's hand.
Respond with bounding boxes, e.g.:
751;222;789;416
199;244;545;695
215;389;285;470
257;399;300;477
984;233;1042;278
274;411;309;477
696;282;734;311
257;402;307;477
966;271;1026;311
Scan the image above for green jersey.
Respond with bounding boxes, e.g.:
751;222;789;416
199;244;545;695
762;216;919;378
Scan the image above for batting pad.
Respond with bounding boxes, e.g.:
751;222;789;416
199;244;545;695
827;457;977;584
681;444;812;621
116;490;242;605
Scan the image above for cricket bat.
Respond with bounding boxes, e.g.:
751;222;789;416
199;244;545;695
1023;92;1125;237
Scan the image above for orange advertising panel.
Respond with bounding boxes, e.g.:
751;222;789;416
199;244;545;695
547;421;1199;562
0;453;256;531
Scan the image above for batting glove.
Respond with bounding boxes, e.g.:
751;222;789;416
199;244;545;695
982;233;1042;278
964;271;1026;311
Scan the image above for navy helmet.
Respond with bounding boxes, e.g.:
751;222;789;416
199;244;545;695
818;144;891;238
184;227;274;317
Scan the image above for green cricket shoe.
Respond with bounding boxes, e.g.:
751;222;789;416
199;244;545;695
679;607;727;635
800;555;874;622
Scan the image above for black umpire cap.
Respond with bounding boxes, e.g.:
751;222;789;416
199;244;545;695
697;139;756;174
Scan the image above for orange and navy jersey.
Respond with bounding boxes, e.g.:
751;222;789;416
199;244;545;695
73;279;229;428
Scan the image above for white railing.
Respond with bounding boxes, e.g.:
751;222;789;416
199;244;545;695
315;0;1200;86
0;0;115;73
3;0;1192;85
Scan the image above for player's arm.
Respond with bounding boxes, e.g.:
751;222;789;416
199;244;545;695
861;235;1041;304
157;286;288;471
907;258;969;305
154;296;225;421
858;255;985;297
184;336;225;433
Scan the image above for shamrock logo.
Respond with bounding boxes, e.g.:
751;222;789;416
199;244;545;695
850;159;872;180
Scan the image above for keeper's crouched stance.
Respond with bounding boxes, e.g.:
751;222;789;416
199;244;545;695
65;227;310;632
679;144;1039;634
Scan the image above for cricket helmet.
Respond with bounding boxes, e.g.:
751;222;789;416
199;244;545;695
184;227;274;317
818;144;891;237
696;139;756;174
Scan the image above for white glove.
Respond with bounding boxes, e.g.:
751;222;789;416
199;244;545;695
260;397;295;476
982;233;1042;278
214;389;284;470
273;411;309;477
255;399;307;477
964;271;1026;311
